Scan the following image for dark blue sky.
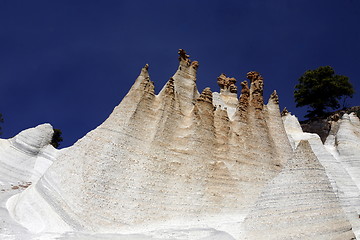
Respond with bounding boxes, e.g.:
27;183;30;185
1;0;359;148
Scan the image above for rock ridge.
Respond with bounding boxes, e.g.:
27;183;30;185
1;50;358;240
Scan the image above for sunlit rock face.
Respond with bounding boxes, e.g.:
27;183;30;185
283;112;360;238
326;113;360;237
0;124;60;239
212;73;238;120
0;124;56;184
242;140;355;240
7;50;293;235
2;50;359;239
334;113;360;189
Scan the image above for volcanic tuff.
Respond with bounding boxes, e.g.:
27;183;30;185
1;50;359;239
0;124;56;184
242;140;355;240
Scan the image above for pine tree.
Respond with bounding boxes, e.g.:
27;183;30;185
294;66;354;118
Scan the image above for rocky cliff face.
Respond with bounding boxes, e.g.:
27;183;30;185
283;111;360;238
7;50;292;234
300;106;360;143
242;140;355;240
1;50;359;239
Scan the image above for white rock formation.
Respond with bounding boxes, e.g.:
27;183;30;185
0;123;56;184
0;124;58;239
283;112;360;238
325;113;360;237
1;50;359;239
6;50;293;237
242;140;355;239
333;113;360;190
212;73;238;120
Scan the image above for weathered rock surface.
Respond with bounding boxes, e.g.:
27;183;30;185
0;124;58;239
0;124;56;184
242;140;355;240
300;118;331;143
333;113;360;189
1;50;359;239
247;71;264;118
212;74;238;120
327;113;360;237
283;112;360;238
300;106;360;143
7;50;292;237
237;80;250;122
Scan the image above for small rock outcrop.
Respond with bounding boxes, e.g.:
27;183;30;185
237;80;250;121
197;87;213;103
247;71;264;116
178;48;199;70
300;106;360;143
269;90;279;104
281;107;289;117
217;73;238;94
213;74;239;120
300;118;331;143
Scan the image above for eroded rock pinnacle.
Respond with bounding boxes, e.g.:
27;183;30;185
217;73;237;94
247;71;264;115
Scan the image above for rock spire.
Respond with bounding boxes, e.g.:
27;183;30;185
247;71;264;116
217;73;238;94
237;80;250;121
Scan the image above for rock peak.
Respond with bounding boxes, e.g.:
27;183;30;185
217;73;237;94
178;49;192;66
140;63;150;77
237;80;250;121
177;49;198;71
197;87;213;103
269;90;279;104
246;71;261;82
178;49;189;61
281;107;289;116
191;60;199;70
247;71;264;116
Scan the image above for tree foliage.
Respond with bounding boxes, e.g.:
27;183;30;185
294;66;354;118
0;113;3;135
51;128;63;148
